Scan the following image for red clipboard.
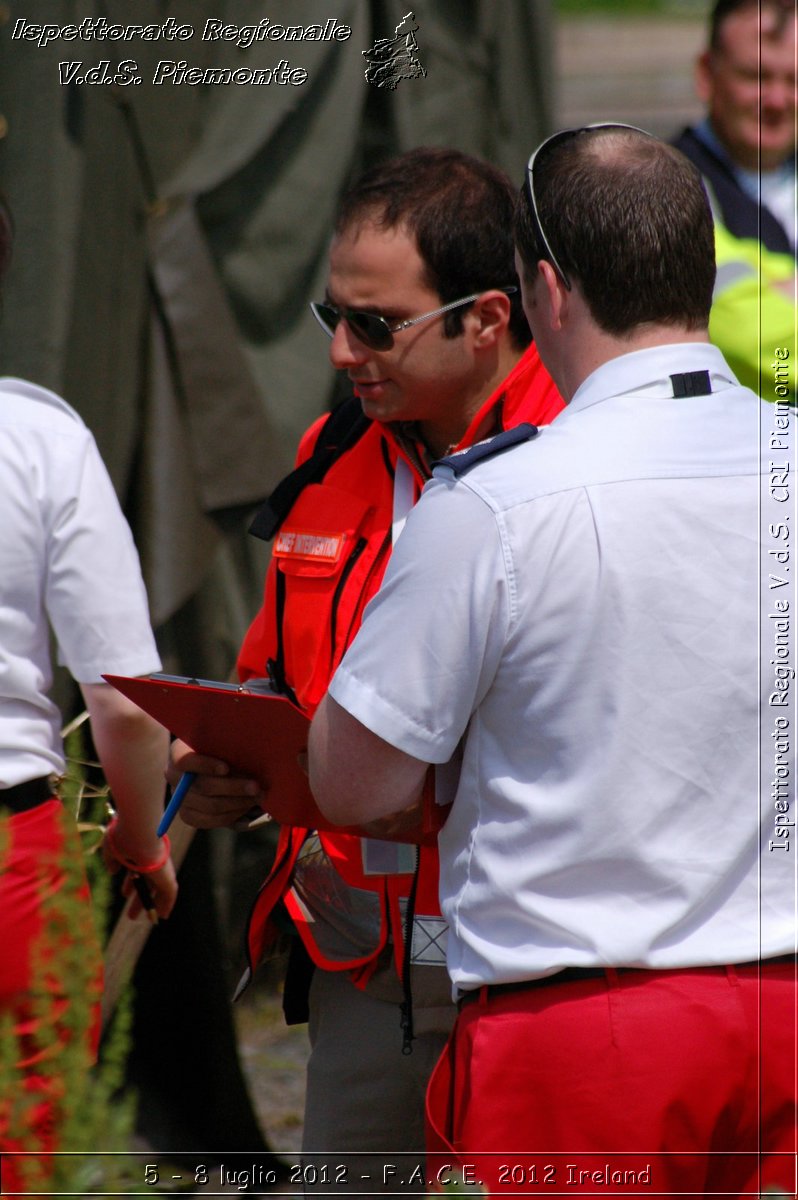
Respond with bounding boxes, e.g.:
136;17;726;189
103;673;445;845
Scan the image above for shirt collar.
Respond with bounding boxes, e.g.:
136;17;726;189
695;118;796;195
386;346;542;471
695;118;735;171
568;343;739;415
389;401;508;478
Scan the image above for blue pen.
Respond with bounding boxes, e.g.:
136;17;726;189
157;771;196;837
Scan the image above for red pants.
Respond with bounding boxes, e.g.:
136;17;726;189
426;963;797;1198
0;800;102;1195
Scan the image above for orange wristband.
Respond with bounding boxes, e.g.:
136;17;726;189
106;816;171;874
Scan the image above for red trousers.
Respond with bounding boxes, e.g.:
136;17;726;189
426;963;797;1198
0;800;102;1195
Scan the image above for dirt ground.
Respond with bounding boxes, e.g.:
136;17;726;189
232;983;308;1159
124;981;307;1196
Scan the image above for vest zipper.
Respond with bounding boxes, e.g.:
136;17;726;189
329;536;368;671
341;530;392;657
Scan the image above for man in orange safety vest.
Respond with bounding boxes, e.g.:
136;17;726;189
169;146;563;1191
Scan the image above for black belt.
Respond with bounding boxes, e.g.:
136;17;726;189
458;966;606;1008
458;955;798;1009
0;776;55;814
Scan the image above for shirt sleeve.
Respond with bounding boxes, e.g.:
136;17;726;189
45;428;161;683
329;474;511;764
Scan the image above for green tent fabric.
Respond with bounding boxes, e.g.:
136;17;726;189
0;0;554;671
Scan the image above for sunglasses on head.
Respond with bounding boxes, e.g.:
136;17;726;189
310;287;517;352
523;122;655;291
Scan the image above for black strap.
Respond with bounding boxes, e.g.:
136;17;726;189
281;933;316;1026
249;395;370;698
399;847;421;1055
249;398;371;542
670;370;712;398
266;570;299;705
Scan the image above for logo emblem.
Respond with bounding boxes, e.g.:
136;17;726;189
362;11;426;90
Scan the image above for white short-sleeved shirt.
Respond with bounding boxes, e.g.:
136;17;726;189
0;378;162;787
330;344;796;990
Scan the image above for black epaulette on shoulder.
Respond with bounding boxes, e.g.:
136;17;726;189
433;423;539;477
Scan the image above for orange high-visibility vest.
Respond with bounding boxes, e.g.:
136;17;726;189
237;344;564;988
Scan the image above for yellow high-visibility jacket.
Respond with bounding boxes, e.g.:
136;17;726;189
710;222;796;404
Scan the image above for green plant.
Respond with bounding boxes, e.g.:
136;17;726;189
0;720;139;1195
426;1172;486;1197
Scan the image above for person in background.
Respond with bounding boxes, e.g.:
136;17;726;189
709;218;795;400
0;194;177;1191
169;147;562;1192
309;125;796;1198
673;0;796;400
674;0;796;255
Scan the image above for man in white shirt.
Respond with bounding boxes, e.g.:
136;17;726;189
0;195;177;1193
308;126;797;1198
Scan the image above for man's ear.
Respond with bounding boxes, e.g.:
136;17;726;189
470;289;512;348
539;260;567;331
695;50;713;105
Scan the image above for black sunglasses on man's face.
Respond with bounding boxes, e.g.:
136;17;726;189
310;288;517;352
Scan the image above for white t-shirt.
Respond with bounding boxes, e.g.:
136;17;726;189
0;378;162;787
330;344;796;990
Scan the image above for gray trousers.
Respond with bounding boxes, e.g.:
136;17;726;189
300;957;455;1194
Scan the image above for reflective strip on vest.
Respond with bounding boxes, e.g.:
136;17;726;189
410;915;449;966
287;833;386;966
361;837;417;875
714;260;756;297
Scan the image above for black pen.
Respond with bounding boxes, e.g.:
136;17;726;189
132;874;158;925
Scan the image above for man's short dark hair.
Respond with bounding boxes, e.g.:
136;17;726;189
709;0;794;50
513;128;716;337
335;147;531;350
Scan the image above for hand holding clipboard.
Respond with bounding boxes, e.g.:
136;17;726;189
104;673;446;845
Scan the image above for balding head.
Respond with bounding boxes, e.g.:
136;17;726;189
514;126;716;337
